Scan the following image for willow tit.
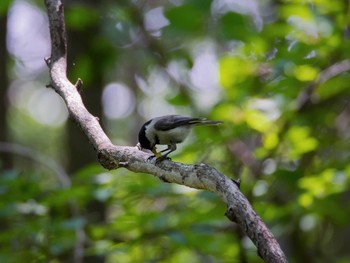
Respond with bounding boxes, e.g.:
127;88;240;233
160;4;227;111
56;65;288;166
138;115;222;161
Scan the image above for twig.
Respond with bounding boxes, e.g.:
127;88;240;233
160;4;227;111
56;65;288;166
318;59;350;84
297;59;350;111
44;0;287;262
74;78;83;93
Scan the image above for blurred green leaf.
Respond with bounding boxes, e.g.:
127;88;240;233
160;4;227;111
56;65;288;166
165;5;203;33
317;75;350;99
245;109;272;133
286;126;318;159
293;64;319;81
219;12;254;40
65;7;99;30
280;4;313;20
166;91;191;106
219;56;256;92
0;0;11;16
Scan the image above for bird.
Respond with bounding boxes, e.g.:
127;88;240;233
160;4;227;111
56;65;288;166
138;115;222;161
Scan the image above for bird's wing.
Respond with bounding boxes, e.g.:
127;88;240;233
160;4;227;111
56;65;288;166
154;115;202;131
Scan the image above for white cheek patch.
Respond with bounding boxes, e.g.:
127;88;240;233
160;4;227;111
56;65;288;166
144;119;157;145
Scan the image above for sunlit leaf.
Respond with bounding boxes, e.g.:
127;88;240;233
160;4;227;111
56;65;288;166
245;110;272;133
212;103;244;124
298;169;346;202
298;193;314;208
293;65;319;81
317;75;350;99
286;126;318;158
263;132;279;150
219;56;256;90
280;4;313;20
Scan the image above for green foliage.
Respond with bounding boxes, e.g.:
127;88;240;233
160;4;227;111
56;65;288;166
165;5;204;33
0;0;11;16
3;0;350;262
65;6;99;30
219;12;256;41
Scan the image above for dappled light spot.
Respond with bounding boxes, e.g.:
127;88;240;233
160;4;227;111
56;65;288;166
263;133;279;150
144;7;170;36
245;110;272;133
286;126;318;159
190;43;220;91
253;180;268;197
262;158;277;175
27;88;68;127
7;0;50;77
293;65;318;81
189;42;222;109
299;214;317;232
8;80;68;127
16;199;48;216
298;169;346;199
102;83;135;119
219;56;256;91
298;193;313;208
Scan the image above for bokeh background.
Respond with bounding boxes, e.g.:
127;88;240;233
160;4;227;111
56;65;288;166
1;0;350;262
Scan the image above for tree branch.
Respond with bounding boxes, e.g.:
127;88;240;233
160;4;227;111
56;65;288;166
297;59;350;111
44;0;287;262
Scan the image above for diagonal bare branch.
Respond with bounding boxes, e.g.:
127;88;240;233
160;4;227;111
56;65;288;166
44;0;287;262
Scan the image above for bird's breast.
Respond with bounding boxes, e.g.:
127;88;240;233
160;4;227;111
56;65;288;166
156;126;191;145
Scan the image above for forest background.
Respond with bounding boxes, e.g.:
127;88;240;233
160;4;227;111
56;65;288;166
1;0;350;262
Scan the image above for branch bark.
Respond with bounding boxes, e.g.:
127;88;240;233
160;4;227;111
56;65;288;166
44;0;287;262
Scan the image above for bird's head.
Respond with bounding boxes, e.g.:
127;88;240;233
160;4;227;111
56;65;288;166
138;120;153;150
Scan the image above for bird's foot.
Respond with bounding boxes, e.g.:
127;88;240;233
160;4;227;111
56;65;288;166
147;154;171;164
155;155;171;164
147;155;156;162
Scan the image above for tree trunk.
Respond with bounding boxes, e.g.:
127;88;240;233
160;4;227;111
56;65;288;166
0;6;12;169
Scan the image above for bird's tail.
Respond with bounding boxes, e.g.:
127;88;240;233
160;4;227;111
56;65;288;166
189;118;223;126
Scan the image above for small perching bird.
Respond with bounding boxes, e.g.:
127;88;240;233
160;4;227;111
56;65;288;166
138;115;222;162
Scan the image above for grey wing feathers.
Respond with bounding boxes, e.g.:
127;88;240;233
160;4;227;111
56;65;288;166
154;115;222;131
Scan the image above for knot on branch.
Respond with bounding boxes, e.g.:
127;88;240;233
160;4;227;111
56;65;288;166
74;78;83;93
97;149;120;170
225;206;237;223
